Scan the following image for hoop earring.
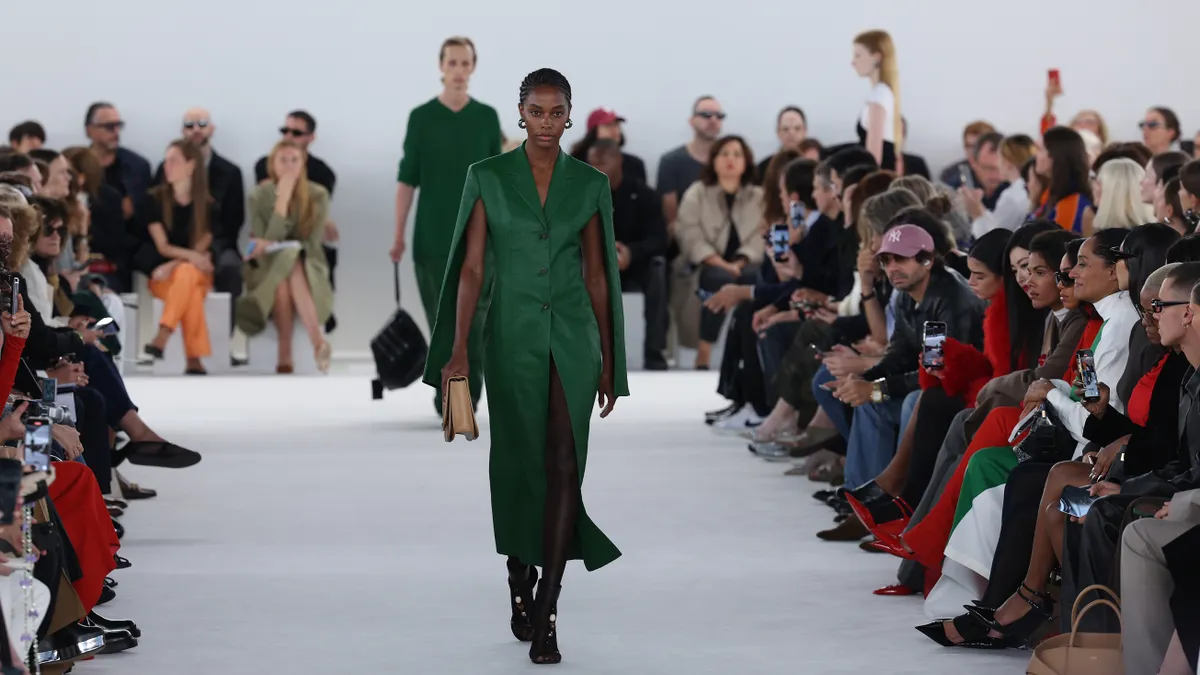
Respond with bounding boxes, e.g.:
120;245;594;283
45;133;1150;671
565;119;573;130
518;119;526;129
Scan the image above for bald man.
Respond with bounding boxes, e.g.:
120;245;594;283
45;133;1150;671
154;107;247;359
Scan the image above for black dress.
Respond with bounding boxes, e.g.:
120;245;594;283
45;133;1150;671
856;120;897;172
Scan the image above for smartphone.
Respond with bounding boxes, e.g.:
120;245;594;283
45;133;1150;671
40;378;56;406
958;164;976;190
1076;349;1101;402
789;201;806;231
0;460;21;526
1048;68;1061;88
696;288;714;301
23;418;52;473
922;321;947;369
769;223;790;263
88;316;119;336
0;275;17;316
1058;485;1097;519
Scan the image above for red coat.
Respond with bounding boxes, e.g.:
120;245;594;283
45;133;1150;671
918;287;1016;405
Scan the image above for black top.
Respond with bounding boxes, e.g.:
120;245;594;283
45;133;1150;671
721;192;741;261
155;150;245;253
1121;366;1200;499
610;177;667;271
254;154;337;197
856;121;896;172
87;183;134;264
862;266;987;397
1084;350;1190;477
14;272;83;369
130;195;200;275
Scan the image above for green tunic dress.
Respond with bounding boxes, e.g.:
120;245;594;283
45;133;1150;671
398;98;502;405
422;145;630;572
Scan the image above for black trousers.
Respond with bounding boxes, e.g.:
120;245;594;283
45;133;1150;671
899;388;967;509
619;256;669;360
1061;493;1142;633
697;263;759;343
716;302;770;417
213;247;243;335
73;386;113;494
979;460;1055;608
757;321;799;407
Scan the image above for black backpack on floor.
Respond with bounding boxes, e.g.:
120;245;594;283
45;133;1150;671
370;264;428;399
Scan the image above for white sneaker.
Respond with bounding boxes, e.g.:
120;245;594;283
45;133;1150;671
713;407;764;434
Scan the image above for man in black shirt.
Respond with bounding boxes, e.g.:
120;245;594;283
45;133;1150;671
155;108;246;342
254;110;339;332
85;102;152;224
588;140;669;370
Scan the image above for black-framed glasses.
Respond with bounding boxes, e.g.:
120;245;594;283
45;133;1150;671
183;120;210;130
91;121;125;132
695;111;726;120
279;127;308;137
1151;299;1189;313
1108;246;1138;261
1055;271;1075;286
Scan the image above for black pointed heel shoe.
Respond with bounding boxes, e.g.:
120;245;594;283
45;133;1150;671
915;614;1014;649
508;564;538;642
966;583;1053;646
529;582;562;665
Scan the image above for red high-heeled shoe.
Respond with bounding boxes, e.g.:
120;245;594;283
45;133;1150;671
873;584;919;596
869;533;918;561
844;481;913;538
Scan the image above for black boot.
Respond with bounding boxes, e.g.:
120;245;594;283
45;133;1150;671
528;581;562;665
507;557;537;642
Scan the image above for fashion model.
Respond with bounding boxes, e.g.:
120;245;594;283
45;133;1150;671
394;35;503;413
851;29;902;172
422;68;629;665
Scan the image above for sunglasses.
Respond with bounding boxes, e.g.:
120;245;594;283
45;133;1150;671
1138;120;1162;130
1054;271;1075;286
279;127;308;137
1151;299;1189;313
92;121;125;132
1108;246;1138;261
183;120;211;130
42;225;66;238
695;111;726;120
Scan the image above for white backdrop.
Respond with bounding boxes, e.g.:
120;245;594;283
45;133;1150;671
5;0;1198;355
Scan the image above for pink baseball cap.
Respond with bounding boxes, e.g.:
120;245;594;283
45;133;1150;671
587;108;625;131
876;224;935;259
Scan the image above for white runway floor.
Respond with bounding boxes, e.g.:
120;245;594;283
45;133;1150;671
84;367;1028;674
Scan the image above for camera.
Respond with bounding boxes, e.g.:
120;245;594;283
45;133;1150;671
22;400;69;425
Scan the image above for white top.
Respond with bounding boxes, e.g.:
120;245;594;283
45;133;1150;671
19;258;68;328
970;179;1031;239
1046;290;1141;457
859;82;897;143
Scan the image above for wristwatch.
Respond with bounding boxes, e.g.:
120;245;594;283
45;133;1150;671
861;291;877;302
870;378;889;403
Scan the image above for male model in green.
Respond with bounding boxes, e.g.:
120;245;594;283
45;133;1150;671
423;68;629;665
392;35;502;412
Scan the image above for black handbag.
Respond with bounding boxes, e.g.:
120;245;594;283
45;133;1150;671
371;264;429;399
1012;404;1076;464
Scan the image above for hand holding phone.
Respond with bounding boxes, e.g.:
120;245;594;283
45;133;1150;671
1058;484;1096;520
1076;349;1101;402
922;321;947;369
769;223;790;263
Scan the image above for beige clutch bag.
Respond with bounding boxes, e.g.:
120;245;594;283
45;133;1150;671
443;376;479;442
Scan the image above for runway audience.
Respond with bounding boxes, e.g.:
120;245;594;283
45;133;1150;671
7;45;1200;673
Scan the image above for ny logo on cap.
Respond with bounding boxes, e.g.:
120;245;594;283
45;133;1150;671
887;230;903;243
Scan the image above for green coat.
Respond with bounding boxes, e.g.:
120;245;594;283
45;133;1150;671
236;182;334;336
422;145;630;572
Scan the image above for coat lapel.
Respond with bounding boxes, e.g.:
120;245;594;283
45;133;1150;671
542;151;574;225
507;146;546;226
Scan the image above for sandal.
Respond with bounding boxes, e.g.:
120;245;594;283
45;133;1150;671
508;564;538;642
966;583;1054;646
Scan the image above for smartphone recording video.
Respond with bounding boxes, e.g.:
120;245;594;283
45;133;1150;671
0;275;17;316
88;316;120;336
0;460;20;526
922;321;947;369
1076;349;1101;401
23;418;52;473
789;201;806;234
770;223;790;263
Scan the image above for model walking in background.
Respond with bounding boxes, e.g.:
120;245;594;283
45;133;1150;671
423;68;628;664
393;36;504;413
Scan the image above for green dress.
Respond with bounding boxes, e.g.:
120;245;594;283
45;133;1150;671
422;145;630;572
398;97;502;405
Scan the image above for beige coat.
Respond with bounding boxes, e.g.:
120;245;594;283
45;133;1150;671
675;182;766;266
235;182;333;336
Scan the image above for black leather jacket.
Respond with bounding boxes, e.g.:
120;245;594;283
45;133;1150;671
862;265;986;398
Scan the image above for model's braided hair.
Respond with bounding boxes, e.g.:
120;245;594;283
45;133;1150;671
518;68;572;107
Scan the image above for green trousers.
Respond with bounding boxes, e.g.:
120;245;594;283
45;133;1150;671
416;259;487;413
951;445;1019;532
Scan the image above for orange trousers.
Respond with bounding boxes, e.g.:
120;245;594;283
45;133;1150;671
904;405;1022;570
149;262;212;359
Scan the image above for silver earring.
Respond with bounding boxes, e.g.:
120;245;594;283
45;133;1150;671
518;119;526;129
565;119;573;129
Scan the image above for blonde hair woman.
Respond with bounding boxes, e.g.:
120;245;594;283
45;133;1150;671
1093;158;1155;230
237;141;333;373
852;30;902;173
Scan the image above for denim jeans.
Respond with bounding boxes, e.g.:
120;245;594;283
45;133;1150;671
844;397;905;490
812;365;851;440
900;390;919;439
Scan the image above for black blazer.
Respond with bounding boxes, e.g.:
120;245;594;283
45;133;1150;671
13;272;83;369
1084;350;1189;476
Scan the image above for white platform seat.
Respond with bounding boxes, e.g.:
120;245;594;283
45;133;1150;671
622;292;645;371
149;293;232;375
245;322;322;375
117;292;139;375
